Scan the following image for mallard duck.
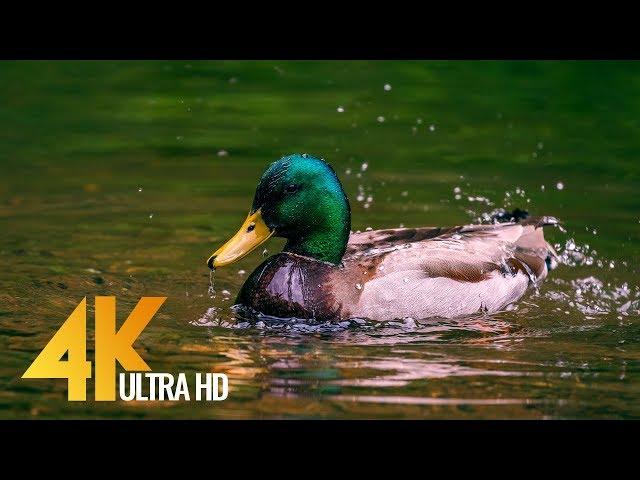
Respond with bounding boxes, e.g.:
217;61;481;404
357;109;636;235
206;154;558;321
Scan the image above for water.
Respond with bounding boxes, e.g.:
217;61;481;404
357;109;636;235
1;61;639;418
208;269;216;299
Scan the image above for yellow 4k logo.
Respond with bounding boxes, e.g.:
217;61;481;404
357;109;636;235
22;296;166;401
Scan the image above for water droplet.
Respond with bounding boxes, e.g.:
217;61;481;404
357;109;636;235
537;142;544;150
302;153;308;158
355;283;362;290
148;213;154;219
262;248;269;257
363;203;370;209
345;168;352;175
401;191;408;197
138;187;143;192
361;162;368;172
384;83;392;91
208;269;216;299
176;136;184;141
337;106;345;113
416;118;423;124
453;186;461;194
454;194;461;200
429;124;436;131
556;182;564;190
365;227;373;231
357;194;365;202
217;150;229;157
237;269;246;275
377;116;385;123
541;185;545;191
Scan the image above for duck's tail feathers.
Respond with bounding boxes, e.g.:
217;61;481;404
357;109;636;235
495;208;562;275
517;214;561;271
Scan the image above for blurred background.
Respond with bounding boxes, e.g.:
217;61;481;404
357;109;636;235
0;61;638;419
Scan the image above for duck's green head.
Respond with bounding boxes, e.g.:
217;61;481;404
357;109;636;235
207;154;351;269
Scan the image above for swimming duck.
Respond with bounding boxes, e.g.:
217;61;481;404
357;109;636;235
206;154;558;321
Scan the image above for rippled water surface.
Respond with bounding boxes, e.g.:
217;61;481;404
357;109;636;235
1;61;639;418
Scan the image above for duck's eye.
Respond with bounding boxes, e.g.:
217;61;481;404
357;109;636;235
247;222;256;232
284;184;300;194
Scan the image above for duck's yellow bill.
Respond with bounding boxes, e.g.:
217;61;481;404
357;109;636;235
207;209;274;269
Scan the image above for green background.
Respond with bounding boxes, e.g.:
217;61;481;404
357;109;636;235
1;61;638;418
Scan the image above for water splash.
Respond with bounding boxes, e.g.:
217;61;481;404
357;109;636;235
545;277;640;317
447;179;636;321
191;307;220;327
555;238;596;267
192;304;517;340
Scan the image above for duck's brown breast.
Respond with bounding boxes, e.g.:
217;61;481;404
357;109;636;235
236;253;342;320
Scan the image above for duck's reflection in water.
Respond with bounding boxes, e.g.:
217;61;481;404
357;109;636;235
188;310;529;403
